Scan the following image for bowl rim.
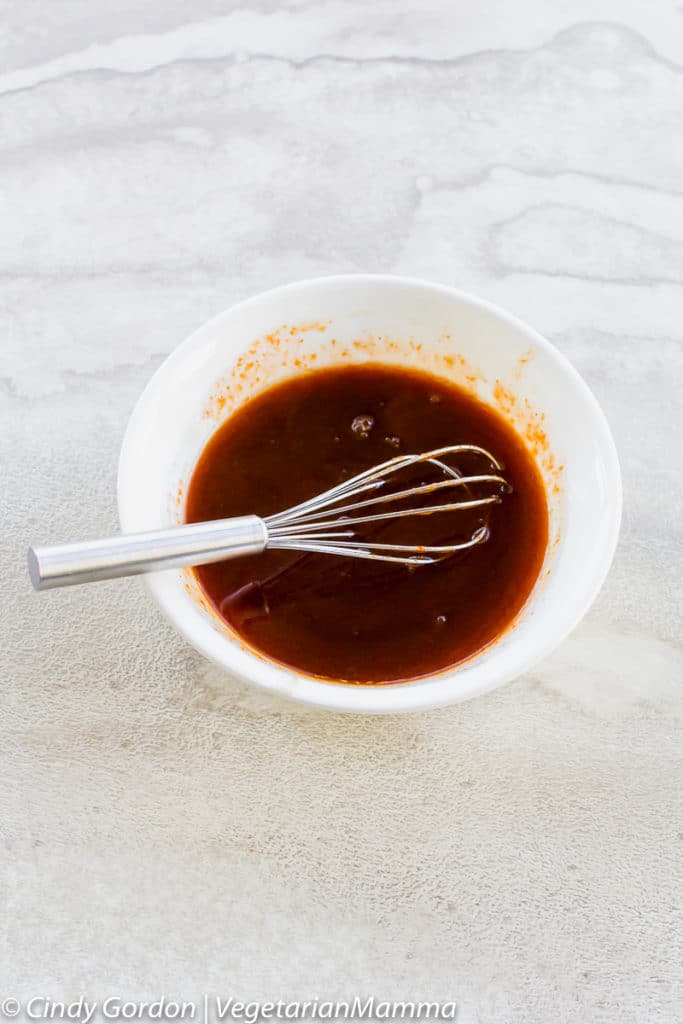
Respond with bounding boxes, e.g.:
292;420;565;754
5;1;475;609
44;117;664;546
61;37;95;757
118;273;622;713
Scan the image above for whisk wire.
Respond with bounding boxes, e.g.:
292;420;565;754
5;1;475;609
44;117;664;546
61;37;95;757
268;473;506;530
265;443;507;565
266;444;503;527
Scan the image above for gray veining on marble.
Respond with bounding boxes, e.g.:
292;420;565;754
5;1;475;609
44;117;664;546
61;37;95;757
1;3;682;1022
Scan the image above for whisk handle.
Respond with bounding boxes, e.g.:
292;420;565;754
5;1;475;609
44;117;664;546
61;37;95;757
28;516;268;591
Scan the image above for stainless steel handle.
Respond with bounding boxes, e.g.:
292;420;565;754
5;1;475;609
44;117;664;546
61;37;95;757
28;515;268;591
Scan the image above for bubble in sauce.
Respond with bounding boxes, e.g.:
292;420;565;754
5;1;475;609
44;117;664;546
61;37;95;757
351;414;375;439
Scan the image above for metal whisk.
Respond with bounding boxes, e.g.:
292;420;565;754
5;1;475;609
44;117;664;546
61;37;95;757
28;444;508;591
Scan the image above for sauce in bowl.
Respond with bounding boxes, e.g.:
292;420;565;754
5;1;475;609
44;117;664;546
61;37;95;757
186;364;548;683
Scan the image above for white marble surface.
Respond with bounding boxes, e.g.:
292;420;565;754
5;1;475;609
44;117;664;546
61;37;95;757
1;2;682;1021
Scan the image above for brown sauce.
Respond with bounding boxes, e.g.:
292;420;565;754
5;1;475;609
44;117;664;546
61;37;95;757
186;364;548;683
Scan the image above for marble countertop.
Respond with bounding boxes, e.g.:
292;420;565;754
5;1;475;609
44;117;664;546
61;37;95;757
1;2;681;1021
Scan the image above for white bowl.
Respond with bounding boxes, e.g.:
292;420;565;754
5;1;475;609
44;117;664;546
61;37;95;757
118;275;621;713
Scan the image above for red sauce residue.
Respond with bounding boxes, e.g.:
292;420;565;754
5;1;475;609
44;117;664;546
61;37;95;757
492;380;561;481
186;364;549;684
203;322;330;420
513;347;534;379
202;327;488;425
173;483;184;521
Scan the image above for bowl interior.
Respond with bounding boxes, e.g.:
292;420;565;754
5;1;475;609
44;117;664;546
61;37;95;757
118;276;621;712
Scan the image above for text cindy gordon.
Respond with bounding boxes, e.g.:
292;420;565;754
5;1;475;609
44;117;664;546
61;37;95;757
2;996;458;1023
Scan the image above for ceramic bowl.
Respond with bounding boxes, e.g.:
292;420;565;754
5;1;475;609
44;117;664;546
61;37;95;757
118;275;621;712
